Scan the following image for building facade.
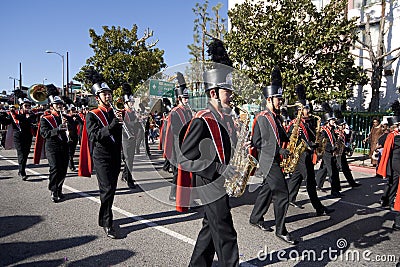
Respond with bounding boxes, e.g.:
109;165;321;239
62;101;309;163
228;0;400;111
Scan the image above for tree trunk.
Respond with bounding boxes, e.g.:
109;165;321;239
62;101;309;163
369;66;382;112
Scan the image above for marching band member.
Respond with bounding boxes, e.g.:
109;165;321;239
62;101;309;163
335;118;361;188
40;85;69;202
378;101;400;219
315;103;342;198
85;68;122;239
64;104;83;172
3;97;37;180
121;83;138;189
177;67;240;266
164;72;193;201
248;66;297;244
286;84;334;216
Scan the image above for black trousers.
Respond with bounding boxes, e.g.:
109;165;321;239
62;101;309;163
315;152;341;193
122;141;136;183
14;133;32;176
250;161;289;235
287;152;325;212
337;153;357;186
93;156;120;227
68;136;78;169
46;143;69;193
189;176;239;267
381;175;398;206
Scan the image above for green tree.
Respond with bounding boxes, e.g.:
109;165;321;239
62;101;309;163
74;25;166;95
225;0;368;104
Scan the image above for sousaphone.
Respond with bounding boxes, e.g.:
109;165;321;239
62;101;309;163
28;84;48;105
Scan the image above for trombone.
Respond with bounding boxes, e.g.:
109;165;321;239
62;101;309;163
109;97;135;140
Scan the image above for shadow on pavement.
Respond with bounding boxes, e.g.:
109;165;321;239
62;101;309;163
0;215;42;238
0;236;98;266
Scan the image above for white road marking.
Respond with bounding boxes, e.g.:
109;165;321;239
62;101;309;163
0;154;254;266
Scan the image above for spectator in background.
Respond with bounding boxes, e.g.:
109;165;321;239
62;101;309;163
363;117;383;167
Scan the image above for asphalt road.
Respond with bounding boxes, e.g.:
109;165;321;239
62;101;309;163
1;144;399;267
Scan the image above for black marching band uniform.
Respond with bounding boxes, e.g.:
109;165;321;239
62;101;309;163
3;97;37;180
121;83;138;189
165;72;193;201
177;67;239;266
378;101;400;229
286;85;334;215
378;117;397;207
85;70;122;238
315;104;342;197
335;118;360;188
65;105;83;172
40;92;69;203
249;66;297;244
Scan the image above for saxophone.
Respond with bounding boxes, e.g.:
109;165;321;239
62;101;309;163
224;107;258;197
280;103;308;174
314;115;327;160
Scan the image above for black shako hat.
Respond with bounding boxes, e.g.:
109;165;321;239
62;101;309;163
321;102;336;122
391;100;400;125
262;66;283;98
175;72;190;98
203;68;233;92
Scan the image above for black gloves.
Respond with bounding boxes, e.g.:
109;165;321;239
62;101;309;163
279;148;290;159
109;118;122;131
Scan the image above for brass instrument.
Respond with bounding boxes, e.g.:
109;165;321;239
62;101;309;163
314;115;327;160
61;113;72;143
110;98;135;140
28;84;48;104
280;103;308;174
224;106;258;197
334;131;345;157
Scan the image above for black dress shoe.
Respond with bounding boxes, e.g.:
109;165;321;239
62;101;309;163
51;192;60;203
316;187;327;193
316;207;335;216
351;183;361;188
331;191;344;198
276;232;298;245
249;221;273;232
392;223;400;231
103;227;117;239
127;181;136;189
22;175;28;181
58;191;65;200
69;167;77;172
289;202;304;209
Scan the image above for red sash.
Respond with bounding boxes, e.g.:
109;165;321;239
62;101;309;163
176;109;224;212
90;108;114;142
9;111;21;131
259;110;280;145
164;106;192;160
78;119;92;177
322;126;335;146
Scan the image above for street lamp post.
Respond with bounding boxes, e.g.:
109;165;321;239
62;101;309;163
9;76;20;104
45;50;64;96
9;76;19;90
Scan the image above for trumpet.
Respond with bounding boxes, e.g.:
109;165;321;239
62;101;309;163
61;113;72;143
109;98;135;140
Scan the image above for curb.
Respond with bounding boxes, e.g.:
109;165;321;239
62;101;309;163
348;163;377;175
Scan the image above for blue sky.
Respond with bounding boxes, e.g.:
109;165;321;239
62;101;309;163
0;0;228;94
